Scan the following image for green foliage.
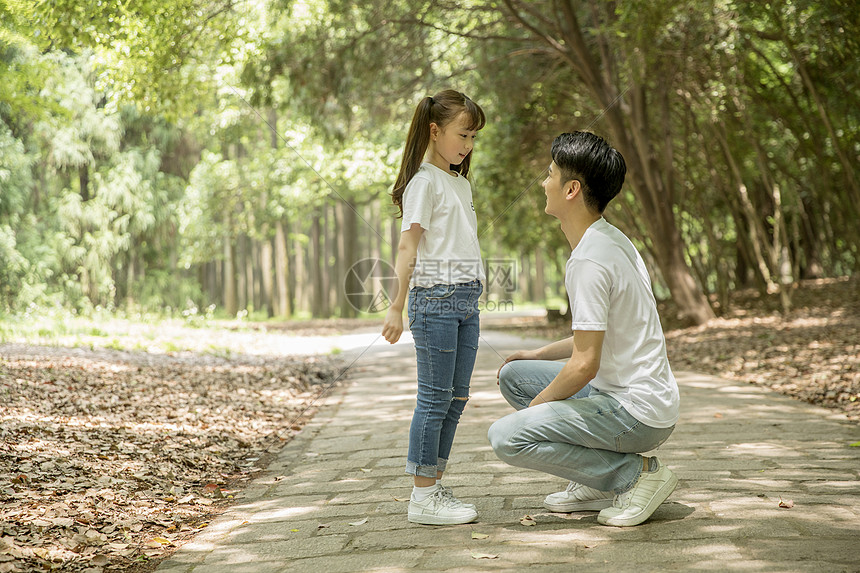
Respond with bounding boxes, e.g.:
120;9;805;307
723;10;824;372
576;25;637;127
0;0;856;319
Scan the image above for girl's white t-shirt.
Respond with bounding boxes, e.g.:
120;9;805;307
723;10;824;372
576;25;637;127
565;218;680;428
401;162;485;288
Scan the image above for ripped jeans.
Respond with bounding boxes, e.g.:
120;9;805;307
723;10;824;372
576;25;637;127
405;280;482;478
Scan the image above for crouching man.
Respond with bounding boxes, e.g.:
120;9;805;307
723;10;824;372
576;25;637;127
488;132;680;527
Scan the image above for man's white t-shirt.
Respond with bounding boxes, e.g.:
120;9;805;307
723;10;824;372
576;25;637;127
566;218;680;428
401;162;485;288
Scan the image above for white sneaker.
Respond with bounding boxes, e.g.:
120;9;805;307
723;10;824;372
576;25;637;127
408;488;478;525
439;486;476;510
597;460;677;527
543;481;614;512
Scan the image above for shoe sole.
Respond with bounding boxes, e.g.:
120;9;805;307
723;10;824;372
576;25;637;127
543;499;614;512
597;472;678;527
408;511;478;525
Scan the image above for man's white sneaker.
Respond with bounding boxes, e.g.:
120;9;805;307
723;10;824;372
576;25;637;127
439;486;476;510
408;488;478;525
597;460;677;527
543;481;614;512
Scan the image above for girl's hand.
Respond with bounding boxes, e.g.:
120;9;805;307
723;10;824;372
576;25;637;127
496;349;540;382
382;307;404;344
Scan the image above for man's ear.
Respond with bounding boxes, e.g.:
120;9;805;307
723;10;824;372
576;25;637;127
565;179;581;201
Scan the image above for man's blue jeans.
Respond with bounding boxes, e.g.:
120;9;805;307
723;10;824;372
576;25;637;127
488;360;674;494
405;280;483;478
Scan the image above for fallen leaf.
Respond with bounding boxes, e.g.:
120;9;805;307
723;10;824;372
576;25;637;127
290;528;299;532
394;497;409;502
90;555;109;566
471;552;498;559
348;518;368;526
520;515;536;526
317;523;330;529
778;498;794;509
359;468;372;473
471;532;489;539
849;441;860;447
203;483;223;498
713;413;723;418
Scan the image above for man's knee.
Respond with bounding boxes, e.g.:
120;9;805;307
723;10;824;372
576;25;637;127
498;362;522;405
487;417;519;462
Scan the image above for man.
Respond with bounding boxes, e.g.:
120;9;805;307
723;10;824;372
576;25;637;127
488;131;680;527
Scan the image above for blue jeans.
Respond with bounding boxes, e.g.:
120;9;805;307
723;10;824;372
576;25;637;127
405;280;483;478
488;360;674;494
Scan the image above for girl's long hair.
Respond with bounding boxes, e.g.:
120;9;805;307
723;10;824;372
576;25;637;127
391;89;485;217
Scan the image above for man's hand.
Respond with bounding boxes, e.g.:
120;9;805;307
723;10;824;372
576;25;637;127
496;349;540;383
382;307;404;344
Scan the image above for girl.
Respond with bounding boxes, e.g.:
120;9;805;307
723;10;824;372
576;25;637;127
382;89;486;525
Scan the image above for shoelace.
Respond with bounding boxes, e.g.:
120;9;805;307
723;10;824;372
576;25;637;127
438;486;466;507
564;481;578;493
429;489;462;508
612;489;633;508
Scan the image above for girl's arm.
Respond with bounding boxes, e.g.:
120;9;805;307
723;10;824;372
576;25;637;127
382;223;424;344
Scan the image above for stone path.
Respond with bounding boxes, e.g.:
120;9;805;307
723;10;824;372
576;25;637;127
155;329;860;572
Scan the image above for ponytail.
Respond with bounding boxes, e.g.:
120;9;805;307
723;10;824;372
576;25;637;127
391;96;434;218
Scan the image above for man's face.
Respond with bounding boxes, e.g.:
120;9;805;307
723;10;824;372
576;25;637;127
542;161;567;219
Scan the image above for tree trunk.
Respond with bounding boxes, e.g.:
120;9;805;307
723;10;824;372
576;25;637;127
223;231;237;317
79;164;90;202
274;219;291;318
293;219;307;315
236;235;247;313
260;236;274;317
321;205;332;317
338;200;359;318
310;210;324;317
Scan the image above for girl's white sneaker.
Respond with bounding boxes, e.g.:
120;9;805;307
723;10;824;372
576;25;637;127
408;488;478;525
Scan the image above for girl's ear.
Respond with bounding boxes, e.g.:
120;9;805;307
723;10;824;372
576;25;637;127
429;122;439;140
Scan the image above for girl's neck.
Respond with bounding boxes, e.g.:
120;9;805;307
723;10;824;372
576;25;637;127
425;153;457;176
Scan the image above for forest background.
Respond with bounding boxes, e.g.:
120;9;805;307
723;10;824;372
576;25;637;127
1;0;857;328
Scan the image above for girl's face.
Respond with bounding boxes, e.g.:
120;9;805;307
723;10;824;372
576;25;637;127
427;112;479;172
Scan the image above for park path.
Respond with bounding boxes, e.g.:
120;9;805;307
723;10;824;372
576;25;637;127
155;325;860;572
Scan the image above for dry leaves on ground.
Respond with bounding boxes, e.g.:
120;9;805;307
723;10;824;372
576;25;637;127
0;344;342;572
664;278;859;421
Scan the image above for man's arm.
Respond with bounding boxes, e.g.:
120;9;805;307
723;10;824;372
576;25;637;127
382;223;423;344
529;329;604;407
496;336;574;380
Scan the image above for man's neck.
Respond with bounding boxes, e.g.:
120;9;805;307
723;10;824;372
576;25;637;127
561;212;601;250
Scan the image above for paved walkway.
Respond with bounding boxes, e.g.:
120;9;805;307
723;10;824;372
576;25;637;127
155;329;860;572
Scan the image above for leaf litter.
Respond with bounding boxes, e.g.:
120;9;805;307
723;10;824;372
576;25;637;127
0;342;342;572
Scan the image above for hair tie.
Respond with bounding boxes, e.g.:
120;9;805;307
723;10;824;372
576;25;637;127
429;96;435;105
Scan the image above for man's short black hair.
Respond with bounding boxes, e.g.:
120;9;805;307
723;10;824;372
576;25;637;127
551;131;627;213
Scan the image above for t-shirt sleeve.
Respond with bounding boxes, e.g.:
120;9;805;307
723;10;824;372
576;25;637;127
401;176;434;232
566;258;611;331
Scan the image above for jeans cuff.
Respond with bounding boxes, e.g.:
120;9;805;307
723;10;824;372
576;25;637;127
614;456;645;494
405;461;438;478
